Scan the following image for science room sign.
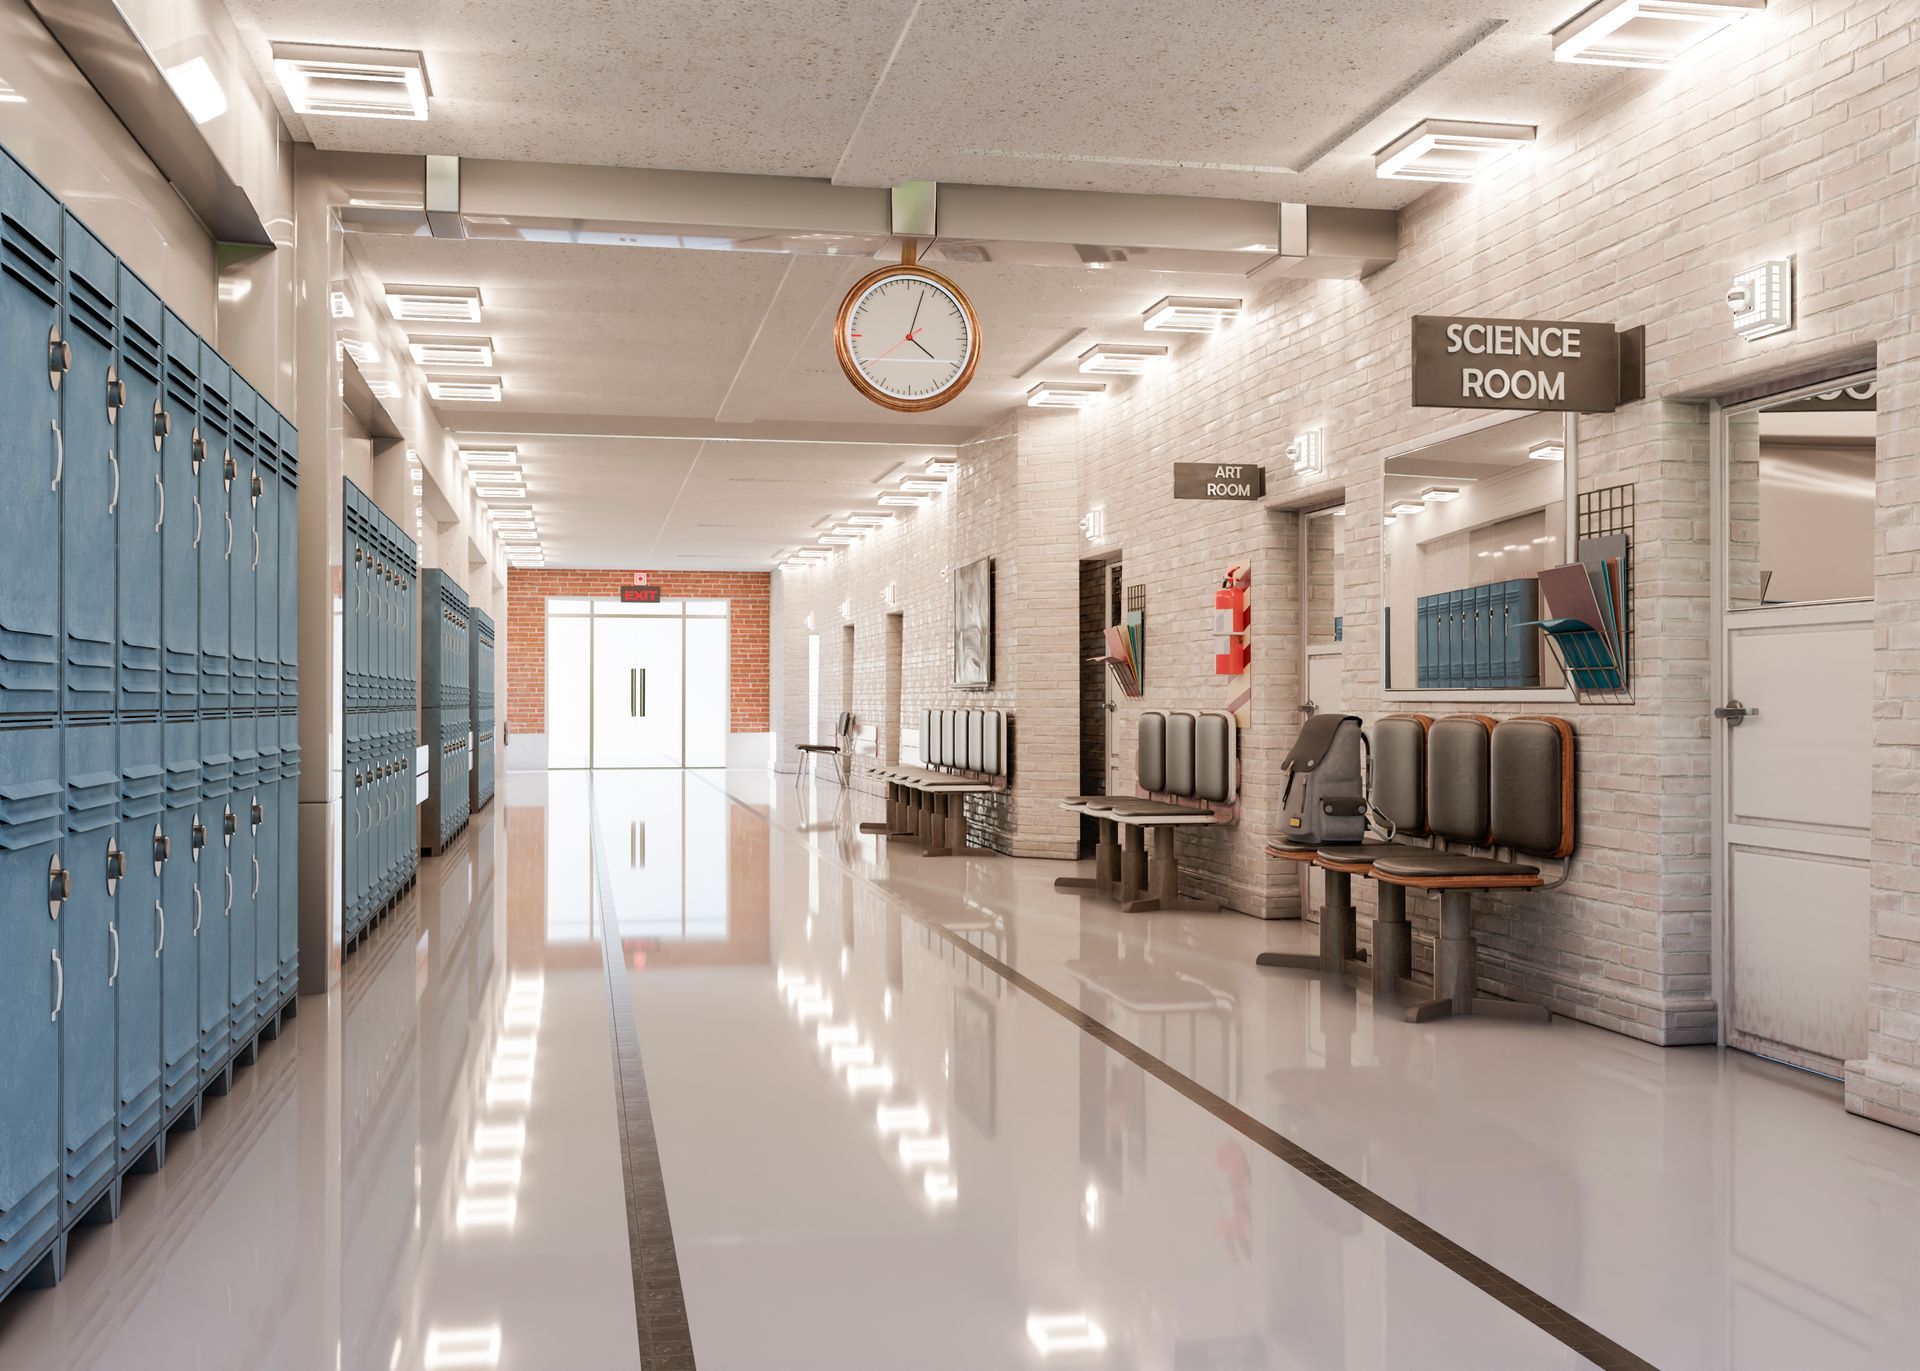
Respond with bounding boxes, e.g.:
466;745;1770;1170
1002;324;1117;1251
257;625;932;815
1411;315;1637;413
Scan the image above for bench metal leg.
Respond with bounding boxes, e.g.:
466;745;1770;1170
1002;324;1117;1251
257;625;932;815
1405;889;1551;1023
1056;815;1121;895
861;782;917;837
1255;868;1365;977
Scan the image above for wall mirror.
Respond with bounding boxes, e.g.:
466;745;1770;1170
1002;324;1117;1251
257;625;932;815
1382;411;1576;693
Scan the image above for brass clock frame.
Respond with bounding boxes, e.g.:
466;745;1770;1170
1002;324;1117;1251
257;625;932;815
833;253;982;414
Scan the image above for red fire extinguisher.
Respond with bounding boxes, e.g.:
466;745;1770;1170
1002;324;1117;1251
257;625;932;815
1214;566;1250;675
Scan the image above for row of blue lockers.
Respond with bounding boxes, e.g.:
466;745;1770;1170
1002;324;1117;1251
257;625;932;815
2;148;299;721
422;571;471;855
343;482;415;715
346;714;416;945
471;612;495;812
1415;578;1543;690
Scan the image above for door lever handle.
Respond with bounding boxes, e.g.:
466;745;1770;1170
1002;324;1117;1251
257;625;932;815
1713;701;1759;726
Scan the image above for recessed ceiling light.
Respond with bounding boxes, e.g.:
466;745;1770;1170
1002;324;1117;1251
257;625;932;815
329;291;354;319
338;338;379;367
878;492;930;507
469;468;524;485
1141;296;1242;332
846;513;893;526
1375;119;1535;183
898;478;947;493
427;376;502;402
829;525;870;538
1527;441;1566;462
478;485;527;500
385;284;481;323
1420;485;1461;502
819;533;859;546
410;335;494;368
923;459;958;478
1388;500;1427;516
1553;0;1764;68
1027;381;1107;409
460;446;520;466
1079;343;1169;374
271;43;430;121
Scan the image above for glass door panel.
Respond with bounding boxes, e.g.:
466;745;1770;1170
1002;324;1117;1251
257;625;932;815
684;615;729;768
592;615;684;768
546;613;592;768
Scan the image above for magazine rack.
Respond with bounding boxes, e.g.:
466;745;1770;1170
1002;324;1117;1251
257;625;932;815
1535;620;1631;705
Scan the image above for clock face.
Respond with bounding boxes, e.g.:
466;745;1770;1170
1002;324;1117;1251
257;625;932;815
836;266;981;412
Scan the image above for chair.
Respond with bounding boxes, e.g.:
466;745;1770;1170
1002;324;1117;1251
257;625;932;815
793;712;853;789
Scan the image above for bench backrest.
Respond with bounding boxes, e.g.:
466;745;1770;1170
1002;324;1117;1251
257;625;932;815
919;707;1009;780
1491;717;1576;859
1427;715;1495;845
1138;709;1238;805
1372;714;1431;836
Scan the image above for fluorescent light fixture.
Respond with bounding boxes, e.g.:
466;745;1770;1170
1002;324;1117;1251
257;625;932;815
897;1135;950;1165
1079;343;1168;374
898;478;947;493
922;1171;958;1204
490;512;537;525
876;1105;930;1134
1027;381;1107;409
846;513;894;526
164;57;228;125
410;335;494;368
1287;429;1324;476
423;1326;502;1370
1027;1314;1108;1357
338;338;379;367
1375;119;1535;183
923;459;959;478
1527;441;1566;462
330;291;354;319
879;492;930;507
498;532;540;543
1383;514;1398;526
1553;0;1765;68
829;525;870;538
1420;485;1461;502
819;533;859;546
1388;500;1427;517
1728;257;1792;339
272;43;430;121
470;468;524;484
460;446;520;466
455;1194;517;1230
1141;295;1242;332
385;284;481;323
479;486;528;500
428;376;503;402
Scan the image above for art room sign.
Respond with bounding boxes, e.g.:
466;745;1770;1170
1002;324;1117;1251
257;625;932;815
1411;315;1642;413
1173;463;1266;500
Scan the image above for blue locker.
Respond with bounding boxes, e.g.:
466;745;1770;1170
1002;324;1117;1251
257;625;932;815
254;718;280;998
229;379;259;710
196;710;230;1077
1415;595;1430;689
0;156;63;717
1473;585;1494;689
159;314;199;711
227;713;259;1042
197;346;231;707
1507;579;1542;689
278;711;299;1000
254;409;280;710
59;720;118;1223
114;719;163;1164
114;270;162;711
159;717;199;1120
279;419;298;710
0;724;64;1292
59;215;117;716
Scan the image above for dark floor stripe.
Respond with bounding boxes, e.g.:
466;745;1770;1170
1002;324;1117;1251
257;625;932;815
906;904;1657;1370
588;784;698;1371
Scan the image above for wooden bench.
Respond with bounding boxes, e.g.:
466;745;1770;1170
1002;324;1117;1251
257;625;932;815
1260;714;1577;1023
1058;708;1238;913
860;707;1009;857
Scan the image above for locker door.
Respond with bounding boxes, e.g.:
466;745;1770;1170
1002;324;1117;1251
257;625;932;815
253;777;278;998
197;711;230;1073
159;313;199;710
160;717;199;1118
115;719;163;1161
278;419;298;706
346;745;365;935
229;380;258;709
115;269;163;711
278;712;298;996
254;417;278;710
0;724;63;1284
228;715;258;1039
60;214;117;715
197;346;231;706
0;156;64;716
60;720;118;1221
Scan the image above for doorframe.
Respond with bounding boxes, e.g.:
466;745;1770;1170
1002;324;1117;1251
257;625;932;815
1294;498;1347;915
543;596;732;769
1707;368;1877;1054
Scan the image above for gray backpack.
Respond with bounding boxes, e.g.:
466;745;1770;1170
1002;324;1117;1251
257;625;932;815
1278;713;1370;846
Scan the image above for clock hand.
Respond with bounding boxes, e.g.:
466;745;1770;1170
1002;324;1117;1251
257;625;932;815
872;329;924;360
908;291;924;337
908;334;937;360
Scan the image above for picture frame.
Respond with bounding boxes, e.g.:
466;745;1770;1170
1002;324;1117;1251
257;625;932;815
953;556;994;689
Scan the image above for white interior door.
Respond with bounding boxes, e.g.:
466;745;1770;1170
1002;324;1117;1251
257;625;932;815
593;611;684;768
1306;647;1344;716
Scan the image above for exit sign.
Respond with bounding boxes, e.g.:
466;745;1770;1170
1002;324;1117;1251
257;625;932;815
620;585;662;604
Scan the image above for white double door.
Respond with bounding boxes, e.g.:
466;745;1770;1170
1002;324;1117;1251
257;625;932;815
549;602;728;769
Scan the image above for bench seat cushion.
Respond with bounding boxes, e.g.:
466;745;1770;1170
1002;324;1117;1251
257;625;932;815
1314;841;1434;866
1371;852;1540;880
1104;799;1211;818
1062;795;1121;807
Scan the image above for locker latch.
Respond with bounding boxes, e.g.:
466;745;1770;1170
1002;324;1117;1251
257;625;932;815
48;853;71;918
250;800;264;830
250;470;263;504
191;817;207;858
223;805;236;844
222;449;236;489
48;324;69;391
106;367;126;423
106;838;125;896
153;402;170;451
191;428;206;474
153;824;170;875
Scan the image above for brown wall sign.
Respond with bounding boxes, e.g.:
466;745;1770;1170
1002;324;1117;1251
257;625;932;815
1412;315;1635;413
1173;463;1265;500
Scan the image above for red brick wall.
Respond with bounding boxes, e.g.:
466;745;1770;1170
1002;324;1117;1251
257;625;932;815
506;569;771;734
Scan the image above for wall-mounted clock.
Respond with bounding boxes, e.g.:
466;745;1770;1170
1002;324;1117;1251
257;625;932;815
834;249;981;413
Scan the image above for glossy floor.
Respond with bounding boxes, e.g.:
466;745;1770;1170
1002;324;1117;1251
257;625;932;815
6;769;1920;1370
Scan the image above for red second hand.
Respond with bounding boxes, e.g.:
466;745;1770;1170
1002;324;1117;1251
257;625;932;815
872;328;922;360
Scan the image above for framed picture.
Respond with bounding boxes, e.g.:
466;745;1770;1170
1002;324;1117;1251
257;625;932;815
954;557;994;689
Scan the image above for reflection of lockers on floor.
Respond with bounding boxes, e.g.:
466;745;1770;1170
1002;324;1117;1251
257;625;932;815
342;481;417;950
0;145;299;1305
421;570;470;854
470;608;495;813
1416;579;1541;689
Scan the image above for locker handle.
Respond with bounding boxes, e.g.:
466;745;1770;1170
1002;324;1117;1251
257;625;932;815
193;886;202;934
224;869;233;914
155;901;165;956
193;495;202;548
51;950;63;1022
51;421;62;490
108;922;120;986
155;473;165;532
252;856;260;898
108;449;119;514
224;510;234;560
253;527;260;571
